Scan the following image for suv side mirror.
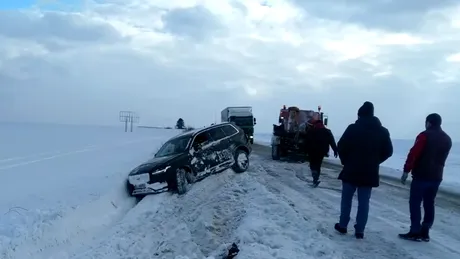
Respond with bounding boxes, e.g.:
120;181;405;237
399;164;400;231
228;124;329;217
253;118;257;125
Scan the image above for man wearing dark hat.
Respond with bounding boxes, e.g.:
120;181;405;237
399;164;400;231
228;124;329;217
334;101;393;239
305;116;338;187
399;113;452;242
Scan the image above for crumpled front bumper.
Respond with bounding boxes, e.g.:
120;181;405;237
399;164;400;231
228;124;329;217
131;182;169;195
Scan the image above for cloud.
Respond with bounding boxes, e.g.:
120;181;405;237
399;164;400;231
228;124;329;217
1;0;460;139
162;5;224;40
289;0;459;32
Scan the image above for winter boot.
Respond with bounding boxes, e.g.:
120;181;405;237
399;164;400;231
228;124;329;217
398;231;421;241
311;170;320;187
334;223;347;234
354;224;364;239
420;227;430;242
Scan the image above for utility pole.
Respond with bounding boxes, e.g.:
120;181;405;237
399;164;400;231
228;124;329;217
119;111;139;132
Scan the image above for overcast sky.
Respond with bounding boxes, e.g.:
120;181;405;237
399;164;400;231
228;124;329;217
1;0;460;140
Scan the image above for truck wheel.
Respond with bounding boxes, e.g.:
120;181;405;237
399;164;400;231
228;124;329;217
176;168;193;195
232;149;249;173
272;145;280;160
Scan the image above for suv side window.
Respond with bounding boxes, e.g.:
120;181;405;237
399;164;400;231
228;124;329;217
208;127;226;141
192;131;212;147
222;125;238;136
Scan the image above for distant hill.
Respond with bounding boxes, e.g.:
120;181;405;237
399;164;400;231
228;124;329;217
138;126;173;129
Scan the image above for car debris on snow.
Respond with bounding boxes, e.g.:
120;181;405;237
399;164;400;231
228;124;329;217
223;243;239;259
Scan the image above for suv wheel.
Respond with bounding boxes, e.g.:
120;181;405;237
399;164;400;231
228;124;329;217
176;168;194;195
232;149;249;173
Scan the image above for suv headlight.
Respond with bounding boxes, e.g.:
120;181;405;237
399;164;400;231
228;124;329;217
151;166;171;175
128;173;149;185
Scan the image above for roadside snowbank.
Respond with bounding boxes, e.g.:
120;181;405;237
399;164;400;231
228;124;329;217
71;170;344;259
0;176;137;259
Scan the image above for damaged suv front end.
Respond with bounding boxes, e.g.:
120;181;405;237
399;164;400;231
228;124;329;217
127;163;172;196
126;133;192;197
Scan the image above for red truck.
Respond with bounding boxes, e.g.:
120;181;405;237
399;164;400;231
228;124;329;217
271;105;329;160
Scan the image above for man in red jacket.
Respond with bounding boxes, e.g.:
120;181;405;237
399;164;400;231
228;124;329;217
399;113;452;242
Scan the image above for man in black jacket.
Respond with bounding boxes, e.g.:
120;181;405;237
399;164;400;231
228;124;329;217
334;101;393;239
398;113;452;242
306;119;338;187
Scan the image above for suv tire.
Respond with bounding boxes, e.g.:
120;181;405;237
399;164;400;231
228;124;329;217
176;168;194;195
232;149;249;173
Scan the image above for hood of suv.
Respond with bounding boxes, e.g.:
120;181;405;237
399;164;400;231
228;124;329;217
128;154;181;176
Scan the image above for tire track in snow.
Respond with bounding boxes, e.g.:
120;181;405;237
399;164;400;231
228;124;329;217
0;150;67;164
251;158;419;259
278;158;460;255
252;154;460;259
0;137;164;171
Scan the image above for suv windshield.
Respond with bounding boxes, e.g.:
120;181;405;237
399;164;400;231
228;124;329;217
155;135;192;158
230;116;253;127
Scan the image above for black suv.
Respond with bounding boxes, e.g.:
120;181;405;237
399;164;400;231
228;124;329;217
126;122;252;197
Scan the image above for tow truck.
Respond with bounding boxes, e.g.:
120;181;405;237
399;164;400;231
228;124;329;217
271;105;328;160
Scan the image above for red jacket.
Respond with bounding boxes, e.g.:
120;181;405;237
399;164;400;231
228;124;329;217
404;128;452;181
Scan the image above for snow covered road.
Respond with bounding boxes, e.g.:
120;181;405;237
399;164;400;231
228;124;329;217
1;126;459;259
249;154;460;259
53;152;460;258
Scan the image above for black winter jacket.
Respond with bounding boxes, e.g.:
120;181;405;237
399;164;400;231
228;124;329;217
337;116;393;187
306;120;338;158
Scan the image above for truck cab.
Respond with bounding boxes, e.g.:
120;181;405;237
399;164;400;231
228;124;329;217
221;107;256;144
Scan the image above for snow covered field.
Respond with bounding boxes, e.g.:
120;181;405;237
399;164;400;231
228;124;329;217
0;123;459;259
0;123;181;259
255;133;460;195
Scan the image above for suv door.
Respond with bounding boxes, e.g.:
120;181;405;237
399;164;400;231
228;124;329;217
208;126;233;167
221;124;241;161
190;130;214;178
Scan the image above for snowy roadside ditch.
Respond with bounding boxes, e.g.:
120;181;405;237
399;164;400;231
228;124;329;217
69;169;344;259
0;176;138;259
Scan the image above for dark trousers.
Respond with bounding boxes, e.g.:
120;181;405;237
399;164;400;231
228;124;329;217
309;155;323;182
409;179;441;233
339;181;373;233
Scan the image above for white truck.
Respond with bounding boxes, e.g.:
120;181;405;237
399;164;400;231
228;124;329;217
221;106;256;144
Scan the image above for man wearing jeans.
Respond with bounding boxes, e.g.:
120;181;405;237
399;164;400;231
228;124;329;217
333;101;393;239
305;119;338;187
399;113;452;242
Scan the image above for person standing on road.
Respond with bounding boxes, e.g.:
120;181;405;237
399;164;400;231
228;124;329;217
305;118;338;187
398;113;452;242
333;101;393;239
